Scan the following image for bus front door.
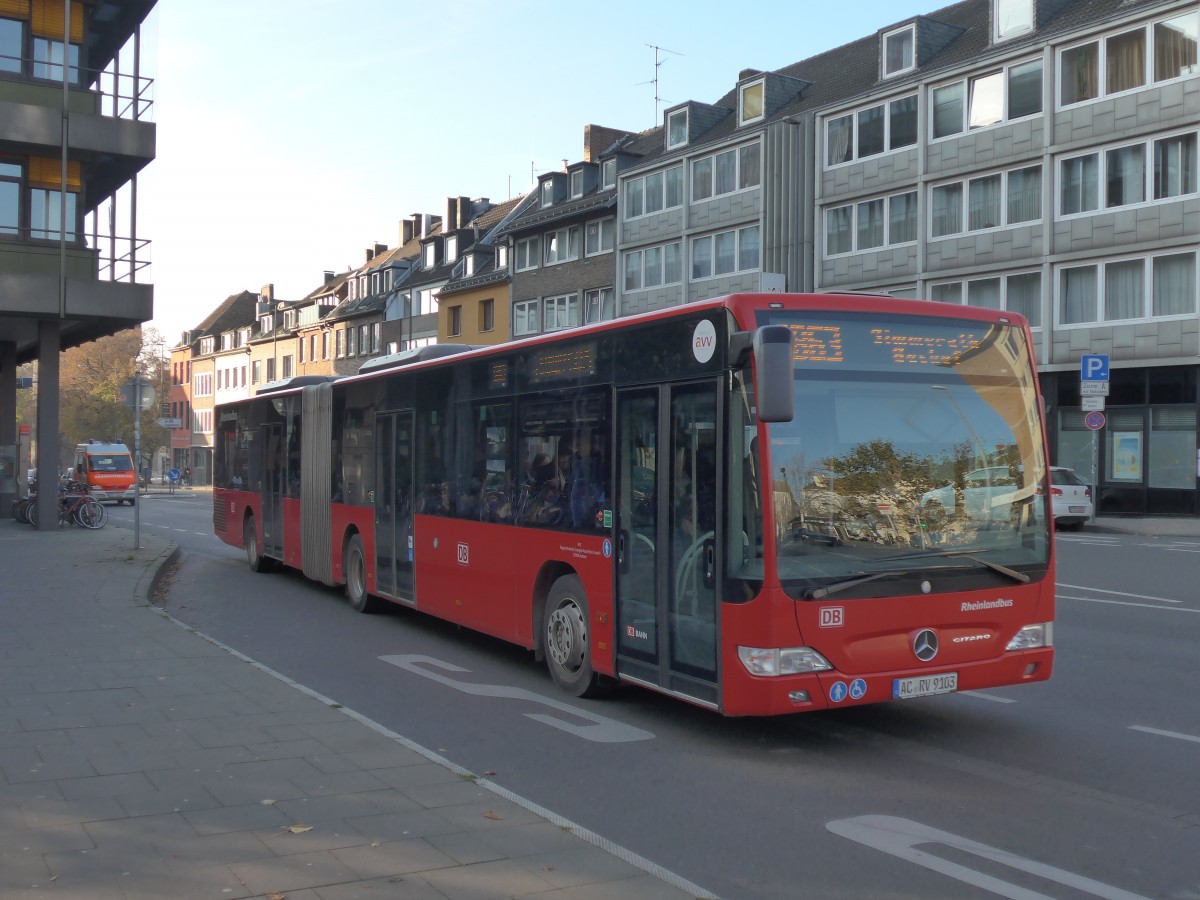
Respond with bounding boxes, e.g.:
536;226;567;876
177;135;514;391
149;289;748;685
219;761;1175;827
261;423;284;559
374;411;415;602
615;382;720;707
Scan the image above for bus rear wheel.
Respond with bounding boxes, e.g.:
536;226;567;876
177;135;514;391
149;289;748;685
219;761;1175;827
544;575;603;697
345;534;383;613
244;515;270;573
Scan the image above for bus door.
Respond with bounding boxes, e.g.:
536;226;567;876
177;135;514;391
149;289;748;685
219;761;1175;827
374;410;415;602
261;423;284;559
615;381;720;705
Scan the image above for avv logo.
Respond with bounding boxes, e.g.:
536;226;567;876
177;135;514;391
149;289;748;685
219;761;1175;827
692;319;717;363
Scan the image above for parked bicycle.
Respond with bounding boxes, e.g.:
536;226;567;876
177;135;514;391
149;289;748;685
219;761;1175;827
25;480;108;529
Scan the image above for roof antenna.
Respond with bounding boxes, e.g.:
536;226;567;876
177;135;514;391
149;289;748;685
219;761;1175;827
640;44;683;126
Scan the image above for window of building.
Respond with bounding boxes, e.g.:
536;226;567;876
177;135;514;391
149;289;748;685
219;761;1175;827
1060;132;1198;216
1155;12;1199;82
0;17;22;75
541;180;555;208
543;294;581;332
602;158;616;189
496;244;509;269
0;160;19;236
667;108;688;148
624;165;683;220
692;227;760;279
543;226;580;265
739;79;765;125
882;25;915;78
251;360;261;384
513;299;539;336
372;322;381;353
1058;252;1198;325
479;298;494;332
995;0;1033;41
584;288;615;324
570;169;584;198
1154;132;1198;199
825;95;918;166
448;305;462;336
321;331;329;359
691;144;760;202
445;235;458;263
931;271;1043;326
281;355;293;379
29;186;77;241
930;164;1042;237
623;241;682;290
932;59;1042;138
199;337;215;355
346;326;357;357
515;236;539;271
335;329;345;358
825;189;919;255
32;36;80;84
422;243;437;268
585;217;615;255
359;324;370;355
1061;10;1199;106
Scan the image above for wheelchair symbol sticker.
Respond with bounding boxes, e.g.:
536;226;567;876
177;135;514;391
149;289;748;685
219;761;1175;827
848;679;867;700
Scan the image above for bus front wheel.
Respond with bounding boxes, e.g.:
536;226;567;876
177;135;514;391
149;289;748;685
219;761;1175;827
345;534;383;613
544;575;602;698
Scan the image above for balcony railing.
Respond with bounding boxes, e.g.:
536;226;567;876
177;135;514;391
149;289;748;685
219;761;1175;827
0;50;155;122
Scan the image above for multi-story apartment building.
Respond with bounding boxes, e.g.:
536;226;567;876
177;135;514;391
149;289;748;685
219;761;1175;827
502;126;635;337
810;0;1198;515
434;193;534;344
168;342;191;474
295;270;349;378
178;289;257;484
0;0;156;517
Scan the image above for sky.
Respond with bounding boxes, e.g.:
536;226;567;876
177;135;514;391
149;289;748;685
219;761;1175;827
139;0;934;343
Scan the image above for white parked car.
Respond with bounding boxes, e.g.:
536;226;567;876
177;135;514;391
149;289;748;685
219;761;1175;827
921;466;1021;521
1047;466;1093;529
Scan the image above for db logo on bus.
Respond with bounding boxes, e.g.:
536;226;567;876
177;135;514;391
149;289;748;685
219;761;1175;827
456;542;469;566
820;606;845;628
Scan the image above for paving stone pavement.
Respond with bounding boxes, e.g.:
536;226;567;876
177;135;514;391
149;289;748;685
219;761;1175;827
0;518;711;900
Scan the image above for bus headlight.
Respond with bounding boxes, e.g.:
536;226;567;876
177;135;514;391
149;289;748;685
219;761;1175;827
738;646;833;676
1006;623;1052;651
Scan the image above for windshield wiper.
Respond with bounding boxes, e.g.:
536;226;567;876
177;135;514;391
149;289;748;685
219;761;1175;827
804;569;912;600
882;549;1030;584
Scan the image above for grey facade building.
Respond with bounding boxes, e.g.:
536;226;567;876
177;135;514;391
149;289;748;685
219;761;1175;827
811;0;1199;515
613;0;1197;515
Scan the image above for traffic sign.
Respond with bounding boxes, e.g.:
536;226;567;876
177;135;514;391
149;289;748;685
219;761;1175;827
156;417;183;429
1084;411;1106;431
1081;354;1110;381
119;377;156;410
1080;381;1110;397
1081;396;1105;411
168;468;181;483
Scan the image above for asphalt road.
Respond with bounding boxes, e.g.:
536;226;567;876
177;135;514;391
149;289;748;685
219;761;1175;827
114;497;1200;899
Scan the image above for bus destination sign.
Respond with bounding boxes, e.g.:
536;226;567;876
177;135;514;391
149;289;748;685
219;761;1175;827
786;321;989;370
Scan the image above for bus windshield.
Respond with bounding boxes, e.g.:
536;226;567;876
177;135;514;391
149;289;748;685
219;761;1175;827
758;310;1050;599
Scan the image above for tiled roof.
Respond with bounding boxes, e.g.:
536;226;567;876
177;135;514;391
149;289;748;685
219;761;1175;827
191;290;258;339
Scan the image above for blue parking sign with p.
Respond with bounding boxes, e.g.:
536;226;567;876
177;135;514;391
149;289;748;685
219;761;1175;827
1081;354;1109;381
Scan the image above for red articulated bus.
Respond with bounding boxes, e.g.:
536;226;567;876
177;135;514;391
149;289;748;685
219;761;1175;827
213;292;1054;716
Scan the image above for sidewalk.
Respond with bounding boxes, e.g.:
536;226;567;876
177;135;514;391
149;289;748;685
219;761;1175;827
0;520;709;900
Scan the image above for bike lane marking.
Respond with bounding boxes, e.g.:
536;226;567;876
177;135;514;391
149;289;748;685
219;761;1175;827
828;815;1150;900
379;653;654;743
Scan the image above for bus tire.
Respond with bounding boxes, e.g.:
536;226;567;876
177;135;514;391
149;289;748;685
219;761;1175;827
345;534;383;613
544;575;603;698
244;515;270;573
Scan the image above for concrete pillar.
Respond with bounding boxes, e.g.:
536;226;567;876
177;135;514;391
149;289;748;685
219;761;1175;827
35;321;61;531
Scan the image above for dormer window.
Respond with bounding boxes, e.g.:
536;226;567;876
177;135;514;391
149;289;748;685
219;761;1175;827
541;180;555;208
739;79;765;126
496;244;509;269
348;279;357;301
464;253;476;277
570;169;583;198
994;0;1033;42
422;242;437;268
601;158;616;189
667;108;689;149
445;234;458;263
883;25;915;78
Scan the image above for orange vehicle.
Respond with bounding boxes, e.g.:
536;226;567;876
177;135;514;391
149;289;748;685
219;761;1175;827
72;442;137;505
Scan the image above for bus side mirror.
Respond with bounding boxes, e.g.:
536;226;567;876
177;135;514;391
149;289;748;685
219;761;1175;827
754;326;794;423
